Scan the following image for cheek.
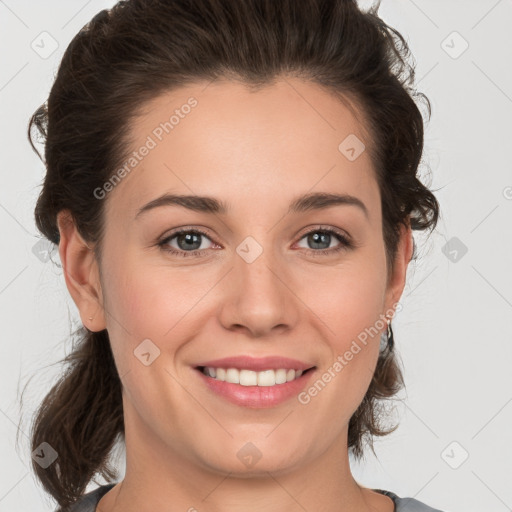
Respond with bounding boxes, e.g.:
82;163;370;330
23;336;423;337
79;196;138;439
302;255;388;406
311;256;388;344
103;249;188;327
101;258;217;360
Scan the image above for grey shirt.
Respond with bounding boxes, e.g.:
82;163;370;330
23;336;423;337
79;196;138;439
67;483;446;511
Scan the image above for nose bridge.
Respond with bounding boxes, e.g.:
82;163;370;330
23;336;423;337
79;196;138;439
235;233;285;300
219;232;298;336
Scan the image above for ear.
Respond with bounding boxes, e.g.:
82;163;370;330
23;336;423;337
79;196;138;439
384;220;414;314
56;210;106;332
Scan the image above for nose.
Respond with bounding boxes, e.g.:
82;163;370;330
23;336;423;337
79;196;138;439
218;244;300;338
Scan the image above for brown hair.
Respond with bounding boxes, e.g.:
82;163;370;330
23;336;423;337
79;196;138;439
26;0;439;509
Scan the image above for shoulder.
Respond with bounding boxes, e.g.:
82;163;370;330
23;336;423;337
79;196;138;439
375;489;447;512
63;484;117;512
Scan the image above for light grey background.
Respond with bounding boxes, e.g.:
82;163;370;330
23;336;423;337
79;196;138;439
1;1;511;511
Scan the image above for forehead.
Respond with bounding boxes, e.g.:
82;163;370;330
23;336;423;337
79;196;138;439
105;77;378;219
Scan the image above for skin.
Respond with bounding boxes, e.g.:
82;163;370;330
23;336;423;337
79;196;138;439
57;77;413;512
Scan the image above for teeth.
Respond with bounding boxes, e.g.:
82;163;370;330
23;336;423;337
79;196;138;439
225;368;239;384
201;367;307;386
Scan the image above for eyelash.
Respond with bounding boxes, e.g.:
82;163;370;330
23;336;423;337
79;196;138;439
156;226;353;258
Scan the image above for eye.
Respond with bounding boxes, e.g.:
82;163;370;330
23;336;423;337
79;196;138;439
157;228;216;257
295;227;353;256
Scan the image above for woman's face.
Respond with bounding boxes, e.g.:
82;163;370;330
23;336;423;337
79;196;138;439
70;78;412;476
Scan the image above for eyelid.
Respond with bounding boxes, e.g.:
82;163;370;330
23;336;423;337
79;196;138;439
294;224;353;243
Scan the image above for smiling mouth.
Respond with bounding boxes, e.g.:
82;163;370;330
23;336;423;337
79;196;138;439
195;366;316;387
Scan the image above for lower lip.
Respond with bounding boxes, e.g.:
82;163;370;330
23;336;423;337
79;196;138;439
195;368;316;408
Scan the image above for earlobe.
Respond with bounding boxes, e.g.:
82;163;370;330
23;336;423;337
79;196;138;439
56;210;106;332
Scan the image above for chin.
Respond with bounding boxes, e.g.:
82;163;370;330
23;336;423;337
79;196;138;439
197;443;305;477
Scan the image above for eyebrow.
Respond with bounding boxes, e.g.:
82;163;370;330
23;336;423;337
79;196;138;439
135;191;369;219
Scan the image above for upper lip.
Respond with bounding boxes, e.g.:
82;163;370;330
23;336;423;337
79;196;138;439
195;355;316;372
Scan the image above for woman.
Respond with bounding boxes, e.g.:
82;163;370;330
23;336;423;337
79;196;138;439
28;0;442;511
